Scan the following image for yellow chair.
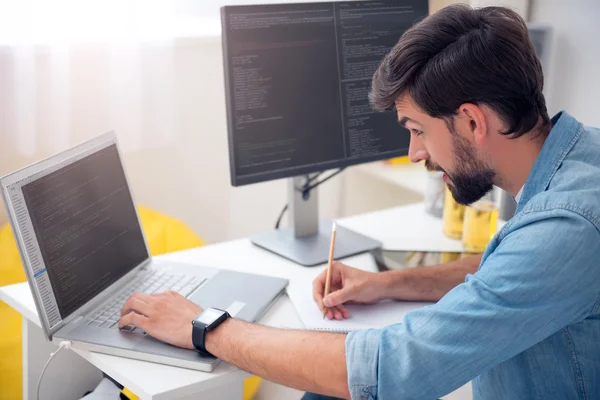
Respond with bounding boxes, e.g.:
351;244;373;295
0;207;261;400
136;207;206;255
0;221;26;400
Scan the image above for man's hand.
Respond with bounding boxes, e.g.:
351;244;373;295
313;261;384;320
119;291;203;349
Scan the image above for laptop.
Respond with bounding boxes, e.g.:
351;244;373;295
0;131;288;372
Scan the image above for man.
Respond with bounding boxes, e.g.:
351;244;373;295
119;4;600;400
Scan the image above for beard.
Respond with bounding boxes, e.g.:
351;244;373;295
426;134;495;205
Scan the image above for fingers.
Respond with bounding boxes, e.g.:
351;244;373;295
164;290;185;299
325;305;351;320
337;304;350;319
120;292;154;317
131;292;154;302
323;287;353;308
121;296;153;317
313;270;326;300
313;270;327;314
313;262;346;299
315;281;345;318
118;311;149;330
326;309;334;320
331;260;344;270
314;262;353;317
331;306;343;320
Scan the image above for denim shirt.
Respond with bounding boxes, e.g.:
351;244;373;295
345;111;600;400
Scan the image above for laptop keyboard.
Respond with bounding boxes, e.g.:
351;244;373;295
85;270;206;334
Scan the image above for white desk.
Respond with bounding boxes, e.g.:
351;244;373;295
0;203;472;400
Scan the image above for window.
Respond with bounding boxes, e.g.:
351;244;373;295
0;0;333;45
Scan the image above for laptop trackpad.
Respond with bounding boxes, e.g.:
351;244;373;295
188;270;286;322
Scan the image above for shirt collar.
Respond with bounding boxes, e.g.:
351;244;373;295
514;186;524;203
515;111;583;214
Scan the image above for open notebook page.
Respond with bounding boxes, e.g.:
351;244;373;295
286;279;434;333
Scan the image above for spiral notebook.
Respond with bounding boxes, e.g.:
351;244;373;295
286;279;433;333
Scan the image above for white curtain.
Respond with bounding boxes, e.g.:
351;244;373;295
0;1;185;162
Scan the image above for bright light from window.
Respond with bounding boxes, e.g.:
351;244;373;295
0;0;327;45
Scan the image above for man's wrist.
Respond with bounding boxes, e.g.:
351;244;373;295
186;326;194;350
204;317;235;357
376;270;407;300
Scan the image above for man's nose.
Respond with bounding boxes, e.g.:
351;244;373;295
408;136;429;164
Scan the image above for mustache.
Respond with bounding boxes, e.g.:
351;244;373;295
425;161;445;173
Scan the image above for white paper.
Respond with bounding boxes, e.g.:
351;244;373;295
286;279;434;333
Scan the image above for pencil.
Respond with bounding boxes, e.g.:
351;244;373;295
323;222;337;318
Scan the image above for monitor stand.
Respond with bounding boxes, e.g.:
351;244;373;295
250;176;382;267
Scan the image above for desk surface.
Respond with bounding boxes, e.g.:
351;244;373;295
0;202;470;399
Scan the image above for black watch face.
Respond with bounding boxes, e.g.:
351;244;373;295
196;308;224;326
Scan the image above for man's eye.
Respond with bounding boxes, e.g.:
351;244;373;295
411;129;424;136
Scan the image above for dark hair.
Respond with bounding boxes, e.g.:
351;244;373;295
370;4;549;138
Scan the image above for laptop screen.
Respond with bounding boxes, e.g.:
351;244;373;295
20;143;148;318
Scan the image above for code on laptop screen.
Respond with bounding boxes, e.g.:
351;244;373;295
21;144;148;318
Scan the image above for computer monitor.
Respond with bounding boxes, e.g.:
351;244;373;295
221;0;428;266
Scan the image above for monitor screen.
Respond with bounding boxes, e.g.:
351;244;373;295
20;144;148;318
222;0;428;186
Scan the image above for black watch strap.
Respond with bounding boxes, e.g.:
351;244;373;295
192;322;212;357
192;308;231;357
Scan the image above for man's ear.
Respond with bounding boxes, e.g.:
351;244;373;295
458;103;487;145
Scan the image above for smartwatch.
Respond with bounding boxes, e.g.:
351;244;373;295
191;308;230;356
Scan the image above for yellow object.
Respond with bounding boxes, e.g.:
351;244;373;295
0;222;26;400
440;252;461;264
384;155;411;165
442;187;466;239
462;200;498;253
0;206;263;400
121;387;140;400
136;207;205;255
244;376;262;399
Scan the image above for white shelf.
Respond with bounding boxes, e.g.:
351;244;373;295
339;202;506;252
354;161;428;195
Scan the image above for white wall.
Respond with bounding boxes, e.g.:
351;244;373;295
529;0;600;127
470;0;529;17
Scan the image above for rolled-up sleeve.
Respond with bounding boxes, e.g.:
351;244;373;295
345;208;600;400
346;328;380;399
